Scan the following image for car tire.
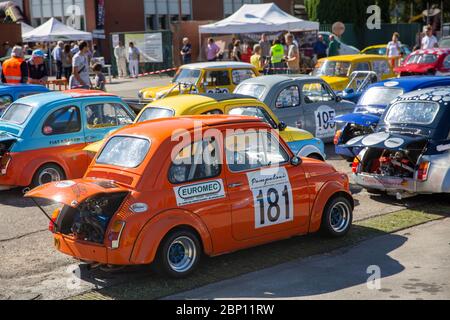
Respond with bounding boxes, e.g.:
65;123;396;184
320;196;353;238
153;229;202;278
31;163;66;188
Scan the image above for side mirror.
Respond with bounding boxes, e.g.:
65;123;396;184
291;156;302;166
278;121;287;131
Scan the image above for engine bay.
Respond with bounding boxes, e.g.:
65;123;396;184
55;192;128;244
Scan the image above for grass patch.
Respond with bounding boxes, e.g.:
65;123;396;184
70;204;449;300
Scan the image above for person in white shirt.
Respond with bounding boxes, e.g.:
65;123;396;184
114;41;127;78
421;26;438;50
387;32;402;67
128;42;140;79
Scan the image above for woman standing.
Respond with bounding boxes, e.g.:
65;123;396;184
232;40;242;62
62;44;73;80
386;32;402;68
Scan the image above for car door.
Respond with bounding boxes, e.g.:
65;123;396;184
301;81;338;142
203;69;234;94
36;103;89;178
224;129;310;241
82;101;134;144
269;84;305;128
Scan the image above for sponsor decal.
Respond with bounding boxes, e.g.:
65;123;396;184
314;105;336;139
247;168;294;229
384;137;404;149
384;81;399;87
174;179;225;206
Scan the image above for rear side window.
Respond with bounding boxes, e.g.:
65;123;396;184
232;69;256;85
169;137;221;184
85;103;133;129
43;106;81;135
205;70;230;86
1;103;32;124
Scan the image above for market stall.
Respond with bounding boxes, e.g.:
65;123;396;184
22;17;92;42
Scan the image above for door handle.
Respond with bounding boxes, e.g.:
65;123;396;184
228;183;243;188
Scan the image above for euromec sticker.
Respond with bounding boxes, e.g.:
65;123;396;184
174;179;226;206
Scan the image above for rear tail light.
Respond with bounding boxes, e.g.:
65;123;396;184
352;158;360;174
334;130;343;145
417;162;430;181
49;208;61;233
108;221;126;249
0;153;12;175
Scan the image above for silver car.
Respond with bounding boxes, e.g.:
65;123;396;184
234;75;356;143
346;88;450;199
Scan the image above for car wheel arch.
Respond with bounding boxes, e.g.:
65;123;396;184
308;181;353;234
20;158;70;187
129;209;213;265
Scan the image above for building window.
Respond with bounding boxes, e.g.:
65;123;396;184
144;0;192;30
29;0;86;30
223;0;262;17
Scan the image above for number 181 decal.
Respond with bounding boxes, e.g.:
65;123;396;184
247;168;294;229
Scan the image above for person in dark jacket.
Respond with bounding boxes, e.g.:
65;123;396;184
26;49;48;85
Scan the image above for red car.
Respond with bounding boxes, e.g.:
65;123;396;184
395;48;450;76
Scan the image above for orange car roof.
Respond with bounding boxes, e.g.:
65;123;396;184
111;115;264;140
63;89;117;98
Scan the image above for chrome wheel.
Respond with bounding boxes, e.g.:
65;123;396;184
38;168;62;185
329;201;351;233
167;236;197;273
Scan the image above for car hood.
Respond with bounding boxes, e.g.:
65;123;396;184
334;113;380;126
283;127;314;141
320;76;348;90
139;83;180;99
342;132;427;151
0;130;18;144
25;178;130;208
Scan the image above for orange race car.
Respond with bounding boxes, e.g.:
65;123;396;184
26;116;353;278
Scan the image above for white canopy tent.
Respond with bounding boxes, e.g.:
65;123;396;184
199;3;319;34
20;22;34;35
22;17;92;42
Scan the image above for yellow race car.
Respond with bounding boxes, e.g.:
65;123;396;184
138;62;260;101
86;94;326;160
312;54;396;91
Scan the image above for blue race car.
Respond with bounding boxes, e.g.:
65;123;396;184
334;76;450;160
0;84;49;116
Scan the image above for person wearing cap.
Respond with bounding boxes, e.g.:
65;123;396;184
52;41;64;79
1;46;28;84
26;49;48;85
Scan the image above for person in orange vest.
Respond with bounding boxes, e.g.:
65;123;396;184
1;46;28;84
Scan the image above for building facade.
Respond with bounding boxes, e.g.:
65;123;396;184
20;0;296;61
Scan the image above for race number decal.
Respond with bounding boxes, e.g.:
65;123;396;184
174;180;226;206
315;105;336;139
246;168;294;229
207;88;230;94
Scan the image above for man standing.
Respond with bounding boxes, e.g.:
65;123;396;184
206;38;220;62
128;42;140;79
26;49;48;85
1;46;27;84
2;42;12;58
69;41;90;89
313;34;328;60
270;39;285;74
52;41;64;79
421;26;438;49
328;35;341;57
180;37;192;65
284;33;300;74
259;34;271;59
114;41;127;78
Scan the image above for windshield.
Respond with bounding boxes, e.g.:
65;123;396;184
234;84;266;99
312;60;351;77
1;103;33;125
137;107;174;123
406;54;438;65
439;38;450;48
364;47;386;55
385;101;440;126
172;68;201;85
359;87;404;106
97;136;151;168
